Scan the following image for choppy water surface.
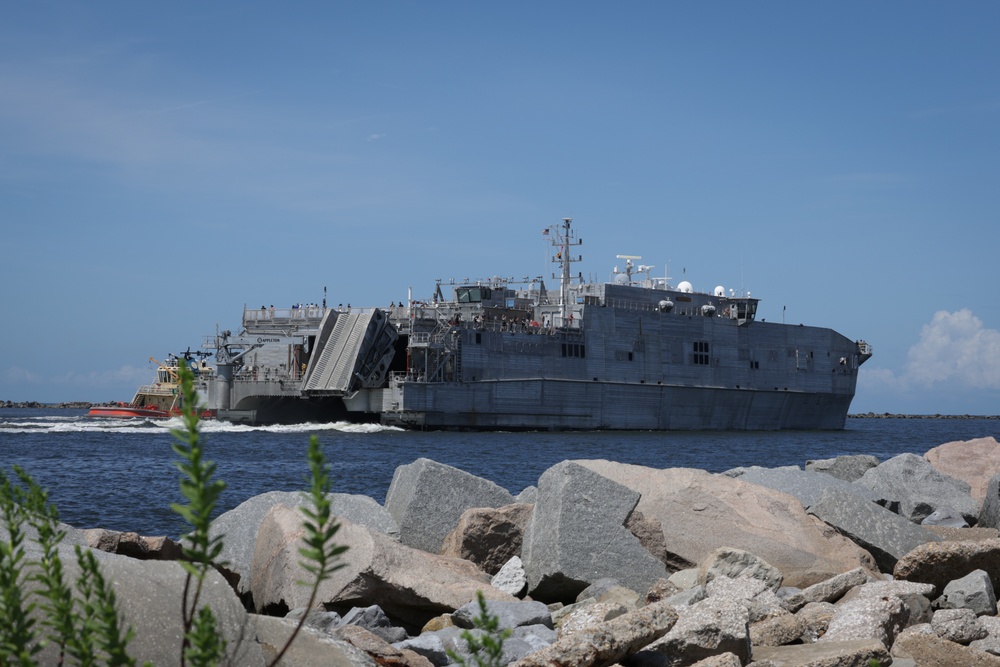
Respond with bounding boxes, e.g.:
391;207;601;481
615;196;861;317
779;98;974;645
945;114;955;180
1;409;997;538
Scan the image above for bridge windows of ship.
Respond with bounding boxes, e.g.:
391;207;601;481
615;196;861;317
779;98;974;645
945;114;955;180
561;343;586;358
693;341;710;366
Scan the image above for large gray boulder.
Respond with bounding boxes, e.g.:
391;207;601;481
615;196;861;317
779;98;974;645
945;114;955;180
249;504;516;627
521;461;667;602
35;548;266;666
805;454;881;482
894;538;1000;594
571;460;877;588
208;490;398;602
808;486;941;573
925;437;1000;507
857;453;980;524
726;465;880;509
384;458;514;554
936;569;998;617
980;472;1000;530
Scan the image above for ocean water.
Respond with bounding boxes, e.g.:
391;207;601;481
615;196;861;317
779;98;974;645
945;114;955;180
1;409;997;539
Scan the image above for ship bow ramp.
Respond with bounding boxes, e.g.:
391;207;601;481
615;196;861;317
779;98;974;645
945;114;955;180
301;309;397;396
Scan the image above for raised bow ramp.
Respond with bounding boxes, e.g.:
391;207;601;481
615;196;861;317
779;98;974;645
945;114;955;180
302;309;397;395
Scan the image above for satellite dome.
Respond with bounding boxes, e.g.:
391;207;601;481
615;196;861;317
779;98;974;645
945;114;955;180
714;285;725;297
677;281;693;293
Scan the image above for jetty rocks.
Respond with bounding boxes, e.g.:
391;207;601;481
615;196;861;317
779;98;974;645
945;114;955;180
8;438;1000;666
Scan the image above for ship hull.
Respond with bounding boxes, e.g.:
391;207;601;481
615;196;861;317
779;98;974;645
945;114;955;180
381;379;855;431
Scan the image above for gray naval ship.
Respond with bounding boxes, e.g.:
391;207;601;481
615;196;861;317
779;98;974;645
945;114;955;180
199;219;871;429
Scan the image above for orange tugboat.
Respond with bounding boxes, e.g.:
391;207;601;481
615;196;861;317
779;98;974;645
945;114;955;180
87;351;217;419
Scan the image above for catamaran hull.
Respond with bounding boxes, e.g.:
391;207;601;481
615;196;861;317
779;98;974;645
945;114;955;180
381;379;855;431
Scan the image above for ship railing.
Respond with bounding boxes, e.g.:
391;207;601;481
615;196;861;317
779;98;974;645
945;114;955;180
603;298;660;312
243;305;328;325
410;332;432;345
135;384;176;397
232;366;305;383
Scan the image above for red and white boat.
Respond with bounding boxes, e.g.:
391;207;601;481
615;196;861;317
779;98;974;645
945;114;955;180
87;352;217;420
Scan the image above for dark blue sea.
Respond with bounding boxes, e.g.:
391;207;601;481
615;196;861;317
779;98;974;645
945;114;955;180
1;409;997;539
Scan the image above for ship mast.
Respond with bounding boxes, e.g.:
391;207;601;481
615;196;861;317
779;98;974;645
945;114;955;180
551;217;582;325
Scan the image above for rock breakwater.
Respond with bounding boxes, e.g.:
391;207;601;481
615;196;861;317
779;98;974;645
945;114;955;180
5;437;1000;665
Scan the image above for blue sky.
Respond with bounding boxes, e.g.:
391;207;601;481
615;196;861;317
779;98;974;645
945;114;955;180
1;2;998;415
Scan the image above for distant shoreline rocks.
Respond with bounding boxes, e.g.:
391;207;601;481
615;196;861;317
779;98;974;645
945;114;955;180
1;400;95;409
849;412;1000;420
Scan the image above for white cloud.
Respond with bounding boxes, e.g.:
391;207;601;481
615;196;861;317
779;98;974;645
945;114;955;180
367;133;385;141
864;309;1000;392
903;309;1000;389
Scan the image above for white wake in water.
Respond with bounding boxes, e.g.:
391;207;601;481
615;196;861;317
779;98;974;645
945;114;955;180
0;415;403;435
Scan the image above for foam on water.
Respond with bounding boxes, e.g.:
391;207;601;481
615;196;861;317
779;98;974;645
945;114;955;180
0;413;403;435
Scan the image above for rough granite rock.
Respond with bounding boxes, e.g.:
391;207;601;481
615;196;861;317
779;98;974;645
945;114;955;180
796;601;835;643
807;486;940;573
83;529;183;560
805;454;881;482
34;549;266;667
749;612;806;647
924;437;1000;506
971;615;1000;656
646;595;752;665
521;461;667;602
440;503;532;575
334;625;434;667
508;600;679;667
491;556;528;597
892;632;1000;666
208;490;399;601
697;547;783;591
781;567;870;612
981;473;1000;530
751;639;890;667
253;615;376;667
931;607;988;644
894;538;1000;594
856;452;980;524
557;601;629;637
819;594;908;649
384;458;515;555
726;465;880;510
451;599;552;631
571;460;877;589
250;505;514;627
936;569;998;616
